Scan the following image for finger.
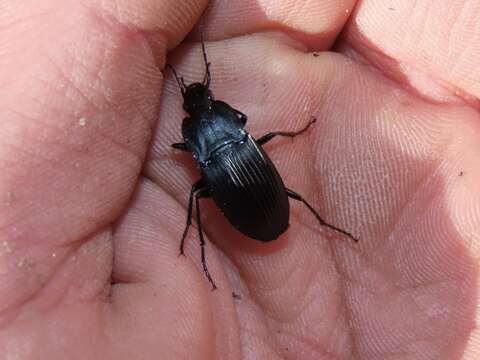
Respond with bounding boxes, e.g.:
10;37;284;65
96;0;206;60
341;5;480;354
202;0;357;50
0;0;204;355
109;180;237;359
342;0;480;106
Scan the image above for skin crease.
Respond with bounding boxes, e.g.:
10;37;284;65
0;0;479;359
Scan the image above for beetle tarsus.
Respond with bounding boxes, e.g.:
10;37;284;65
195;188;217;290
179;181;217;288
257;116;317;146
286;188;358;242
179;180;205;255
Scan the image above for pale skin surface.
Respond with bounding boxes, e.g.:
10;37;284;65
0;0;479;359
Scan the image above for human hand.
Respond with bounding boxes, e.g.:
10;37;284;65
1;1;479;359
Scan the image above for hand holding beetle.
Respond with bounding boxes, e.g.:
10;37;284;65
1;1;479;359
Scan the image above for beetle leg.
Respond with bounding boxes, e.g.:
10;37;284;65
194;188;217;290
286;188;358;242
172;142;189;151
257;117;317;146
179;179;205;256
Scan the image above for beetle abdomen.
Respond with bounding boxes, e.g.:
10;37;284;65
201;135;289;241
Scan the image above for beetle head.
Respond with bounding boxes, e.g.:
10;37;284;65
182;82;214;114
166;36;214;115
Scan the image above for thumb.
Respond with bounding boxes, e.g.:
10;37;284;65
0;0;203;354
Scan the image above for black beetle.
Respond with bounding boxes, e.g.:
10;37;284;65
167;38;357;290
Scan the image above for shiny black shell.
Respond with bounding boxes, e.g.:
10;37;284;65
182;101;289;241
202;135;289;241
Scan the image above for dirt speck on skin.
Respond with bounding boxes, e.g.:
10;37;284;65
5;191;16;206
17;258;34;268
78;118;87;127
459;171;465;177
2;241;12;254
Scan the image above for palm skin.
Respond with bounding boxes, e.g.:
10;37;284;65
0;1;479;359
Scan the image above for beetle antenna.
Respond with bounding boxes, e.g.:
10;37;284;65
200;32;211;88
166;64;186;95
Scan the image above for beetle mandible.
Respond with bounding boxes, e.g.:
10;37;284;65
167;37;357;290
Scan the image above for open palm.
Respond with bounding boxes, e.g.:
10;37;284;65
1;1;479;359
